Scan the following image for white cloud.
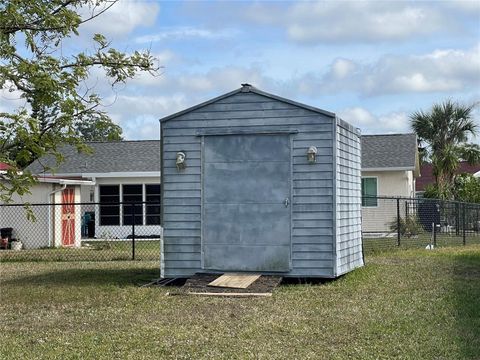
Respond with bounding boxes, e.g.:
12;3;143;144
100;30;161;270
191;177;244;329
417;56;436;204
443;0;480;13
378;112;410;132
104;94;189;140
246;1;452;43
133;64;273;93
80;0;159;37
337;107;376;126
331;58;357;79
390;73;459;93
297;44;480;96
0;82;28;113
127;50;178;87
107;94;187;119
94;65;276;139
369;45;480;95
135;27;239;44
120;115;160;140
90;42;479;140
338;107;410;134
153;50;177;64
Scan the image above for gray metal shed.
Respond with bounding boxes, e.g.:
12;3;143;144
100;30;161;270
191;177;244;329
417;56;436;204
159;84;363;278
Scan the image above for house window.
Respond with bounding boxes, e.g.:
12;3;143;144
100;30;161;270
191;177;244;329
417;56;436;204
123;184;143;225
362;177;378;207
146;184;161;225
99;185;120;225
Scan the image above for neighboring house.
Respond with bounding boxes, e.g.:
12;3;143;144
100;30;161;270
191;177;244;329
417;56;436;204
416;161;480;193
26;140;161;241
361;133;420;235
0;176;94;249
0;162;14;174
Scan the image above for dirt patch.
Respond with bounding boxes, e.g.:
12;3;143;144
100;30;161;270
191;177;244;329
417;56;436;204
175;273;282;294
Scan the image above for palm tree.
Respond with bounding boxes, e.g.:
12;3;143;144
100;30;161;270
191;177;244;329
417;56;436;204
410;100;480;199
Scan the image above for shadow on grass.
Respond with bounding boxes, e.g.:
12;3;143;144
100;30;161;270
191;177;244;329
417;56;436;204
452;251;480;358
3;266;160;287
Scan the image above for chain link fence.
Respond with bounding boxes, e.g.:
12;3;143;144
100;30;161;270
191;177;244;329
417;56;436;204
362;196;480;253
1;197;479;262
0;201;162;262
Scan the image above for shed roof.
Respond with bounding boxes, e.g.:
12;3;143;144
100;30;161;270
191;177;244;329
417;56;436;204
361;133;419;173
26;140;160;175
159;84;336;123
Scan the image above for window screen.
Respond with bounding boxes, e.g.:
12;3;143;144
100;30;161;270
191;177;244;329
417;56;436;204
99;185;120;225
361;178;378;207
123;184;143;225
146;184;161;225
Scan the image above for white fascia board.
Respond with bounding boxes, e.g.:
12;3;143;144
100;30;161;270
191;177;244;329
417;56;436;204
0;170;23;175
37;178;96;185
81;171;160;178
61;179;96;185
362;167;414;172
39;171;160;178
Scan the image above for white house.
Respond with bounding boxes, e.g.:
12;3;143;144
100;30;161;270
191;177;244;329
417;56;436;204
361;133;420;234
0;177;94;249
26;140;162;241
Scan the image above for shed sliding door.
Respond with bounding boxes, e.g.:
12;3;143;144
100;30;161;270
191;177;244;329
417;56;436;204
202;134;291;272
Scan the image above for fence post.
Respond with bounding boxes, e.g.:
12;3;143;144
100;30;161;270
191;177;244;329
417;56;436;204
132;203;136;260
455;203;460;236
433;221;437;248
477;206;479;235
462;203;466;246
397;198;401;247
475;206;480;234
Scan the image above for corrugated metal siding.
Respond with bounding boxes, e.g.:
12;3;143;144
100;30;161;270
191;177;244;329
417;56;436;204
335;120;364;276
161;91;336;277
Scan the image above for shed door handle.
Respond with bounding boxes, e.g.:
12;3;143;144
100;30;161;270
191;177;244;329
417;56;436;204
284;198;290;207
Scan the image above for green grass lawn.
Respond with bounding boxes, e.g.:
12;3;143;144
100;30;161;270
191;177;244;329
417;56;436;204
1;246;479;359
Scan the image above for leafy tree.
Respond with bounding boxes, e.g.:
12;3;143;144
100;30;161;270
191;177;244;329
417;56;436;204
75;114;123;141
410;100;480;199
453;174;480;203
422;183;445;200
0;0;159;202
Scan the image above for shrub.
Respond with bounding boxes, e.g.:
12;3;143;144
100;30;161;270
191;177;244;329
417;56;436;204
388;215;423;237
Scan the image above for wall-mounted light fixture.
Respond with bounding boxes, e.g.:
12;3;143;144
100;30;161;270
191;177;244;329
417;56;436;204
176;151;186;170
307;146;317;164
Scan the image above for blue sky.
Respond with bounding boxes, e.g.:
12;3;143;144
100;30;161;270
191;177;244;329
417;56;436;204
5;0;480;141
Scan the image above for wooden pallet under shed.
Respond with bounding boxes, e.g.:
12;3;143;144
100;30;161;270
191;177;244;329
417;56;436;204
168;273;283;297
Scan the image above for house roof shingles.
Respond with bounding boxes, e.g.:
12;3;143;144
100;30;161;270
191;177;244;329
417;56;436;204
27;133;418;175
361;133;417;170
27;140;160;174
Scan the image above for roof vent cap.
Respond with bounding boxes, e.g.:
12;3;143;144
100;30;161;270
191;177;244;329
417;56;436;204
241;83;252;92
